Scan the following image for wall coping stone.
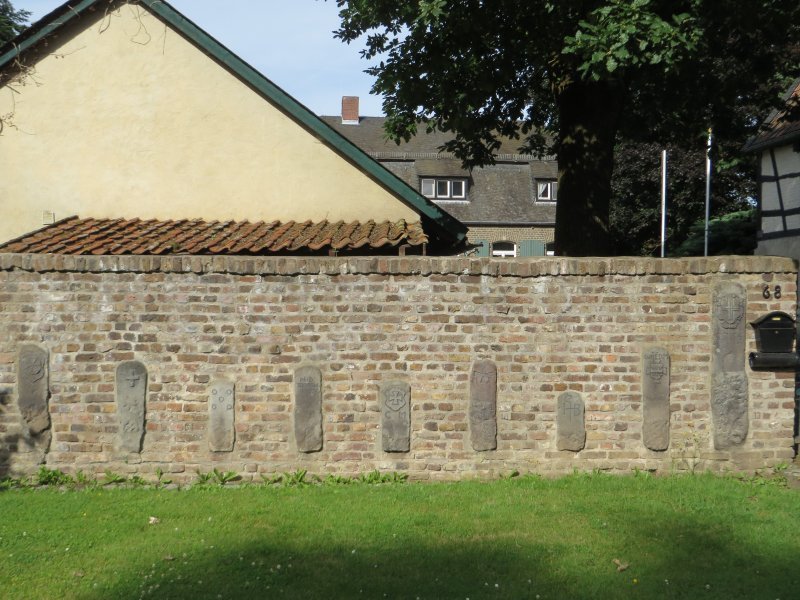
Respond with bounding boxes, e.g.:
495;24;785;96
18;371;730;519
0;253;796;278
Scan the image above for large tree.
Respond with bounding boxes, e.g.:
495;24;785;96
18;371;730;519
0;0;29;45
335;0;800;256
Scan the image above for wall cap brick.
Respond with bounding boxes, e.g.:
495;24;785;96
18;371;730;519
0;253;796;278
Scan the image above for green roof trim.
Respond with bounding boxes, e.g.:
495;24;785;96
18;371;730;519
0;0;468;246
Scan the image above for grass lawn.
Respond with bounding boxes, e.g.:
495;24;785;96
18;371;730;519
0;472;798;599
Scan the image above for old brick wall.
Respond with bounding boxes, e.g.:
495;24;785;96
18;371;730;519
0;254;796;481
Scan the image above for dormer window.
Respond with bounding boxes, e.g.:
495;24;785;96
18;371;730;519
537;181;557;202
421;177;468;201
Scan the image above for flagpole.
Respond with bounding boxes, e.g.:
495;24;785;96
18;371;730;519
704;129;713;257
661;150;667;258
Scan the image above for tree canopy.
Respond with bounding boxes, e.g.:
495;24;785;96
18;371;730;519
0;0;29;45
335;0;800;256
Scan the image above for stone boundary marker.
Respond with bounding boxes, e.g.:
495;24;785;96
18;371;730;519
294;366;323;453
381;381;411;452
711;282;749;449
116;361;147;453
557;391;586;452
17;344;50;435
470;360;498;451
209;380;235;452
642;347;670;451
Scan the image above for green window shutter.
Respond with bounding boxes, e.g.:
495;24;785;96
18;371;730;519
519;240;546;256
474;240;490;257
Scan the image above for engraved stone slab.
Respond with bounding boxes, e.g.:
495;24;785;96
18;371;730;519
116;361;147;453
713;282;747;373
470;360;497;451
642;347;670;451
557;391;585;452
711;372;749;449
209;380;235;452
711;281;749;449
381;380;410;453
17;344;50;435
294;366;323;453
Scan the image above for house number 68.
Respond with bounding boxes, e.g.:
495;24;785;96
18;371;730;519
762;285;782;299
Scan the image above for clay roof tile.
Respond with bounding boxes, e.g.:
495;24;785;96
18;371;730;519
0;216;429;255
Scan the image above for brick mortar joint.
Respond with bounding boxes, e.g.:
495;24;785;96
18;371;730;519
0;253;796;278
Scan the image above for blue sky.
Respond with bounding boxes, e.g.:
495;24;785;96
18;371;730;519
16;0;384;116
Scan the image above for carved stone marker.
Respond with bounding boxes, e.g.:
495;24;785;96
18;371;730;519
642;347;670;451
713;282;747;372
711;282;749;449
711;372;749;449
294;366;323;452
17;344;50;435
381;380;410;452
116;361;147;453
557;391;585;452
470;360;497;451
209;380;235;452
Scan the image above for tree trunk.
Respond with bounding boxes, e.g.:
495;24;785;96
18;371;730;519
554;78;624;256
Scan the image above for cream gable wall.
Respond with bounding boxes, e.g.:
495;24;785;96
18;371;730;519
0;3;416;244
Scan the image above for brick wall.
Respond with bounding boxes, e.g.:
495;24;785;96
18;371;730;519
0;254;796;482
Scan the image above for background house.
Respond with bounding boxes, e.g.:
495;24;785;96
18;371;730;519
322;97;557;257
745;78;800;259
0;0;466;255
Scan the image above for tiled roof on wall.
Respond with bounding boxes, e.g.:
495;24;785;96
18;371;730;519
0;0;467;247
0;217;428;255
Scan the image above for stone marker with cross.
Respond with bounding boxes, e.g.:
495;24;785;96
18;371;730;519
381;380;410;452
116;360;147;453
711;282;749;449
557;391;586;452
469;360;497;451
642;347;670;451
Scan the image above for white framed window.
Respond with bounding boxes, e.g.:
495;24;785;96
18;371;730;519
491;241;516;258
420;177;469;201
537;181;557;202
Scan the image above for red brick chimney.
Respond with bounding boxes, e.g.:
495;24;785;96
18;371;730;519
341;96;360;125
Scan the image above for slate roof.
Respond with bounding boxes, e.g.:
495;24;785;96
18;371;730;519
0;0;468;248
0;217;428;255
743;78;800;153
318;117;556;160
321;116;557;225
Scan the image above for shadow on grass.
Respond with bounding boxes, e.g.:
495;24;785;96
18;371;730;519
75;502;798;600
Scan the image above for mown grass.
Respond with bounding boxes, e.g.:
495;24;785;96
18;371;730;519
0;472;798;599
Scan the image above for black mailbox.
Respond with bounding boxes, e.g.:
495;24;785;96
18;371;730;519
749;311;800;370
751;311;795;353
